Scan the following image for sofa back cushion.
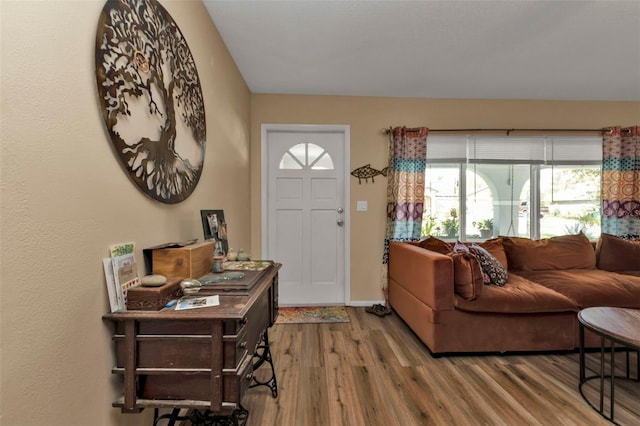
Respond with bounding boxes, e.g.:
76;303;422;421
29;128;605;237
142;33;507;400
417;237;453;254
502;232;596;270
450;252;484;300
596;233;640;271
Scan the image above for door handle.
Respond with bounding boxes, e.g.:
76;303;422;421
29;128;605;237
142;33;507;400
337;207;344;214
337;219;344;227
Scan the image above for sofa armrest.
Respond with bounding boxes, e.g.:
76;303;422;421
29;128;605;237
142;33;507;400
388;242;454;311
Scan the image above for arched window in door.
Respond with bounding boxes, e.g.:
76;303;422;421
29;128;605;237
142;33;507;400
279;143;334;170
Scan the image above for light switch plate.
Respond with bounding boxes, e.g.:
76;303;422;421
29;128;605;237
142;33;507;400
356;200;368;212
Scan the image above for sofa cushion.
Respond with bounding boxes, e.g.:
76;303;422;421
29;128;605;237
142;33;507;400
512;269;640;309
618;270;640;277
469;244;508;286
450;252;483;301
454;273;578;314
417;237;452;254
502;233;596;270
596;233;640;271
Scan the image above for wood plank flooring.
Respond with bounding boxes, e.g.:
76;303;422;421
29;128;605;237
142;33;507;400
244;307;639;426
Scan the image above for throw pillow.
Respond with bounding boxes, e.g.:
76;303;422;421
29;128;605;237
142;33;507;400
596;233;640;271
453;241;470;253
502;232;596;270
417;237;453;255
450;252;484;300
469;244;508;286
621;234;640;241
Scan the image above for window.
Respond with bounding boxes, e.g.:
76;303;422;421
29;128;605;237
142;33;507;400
279;142;334;170
423;135;602;240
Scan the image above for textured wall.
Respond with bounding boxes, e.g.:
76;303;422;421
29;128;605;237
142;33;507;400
0;1;250;424
250;95;640;302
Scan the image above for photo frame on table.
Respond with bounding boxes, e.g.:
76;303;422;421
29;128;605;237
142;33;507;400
200;210;228;255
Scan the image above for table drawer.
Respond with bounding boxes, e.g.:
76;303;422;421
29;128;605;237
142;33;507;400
223;326;248;369
237;354;254;402
136;352;253;406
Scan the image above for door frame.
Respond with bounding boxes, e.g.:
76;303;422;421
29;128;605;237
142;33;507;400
261;123;351;305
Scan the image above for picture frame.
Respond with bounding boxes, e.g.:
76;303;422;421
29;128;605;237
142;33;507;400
200;210;228;255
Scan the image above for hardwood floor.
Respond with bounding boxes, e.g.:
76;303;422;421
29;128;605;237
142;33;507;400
244;307;639;426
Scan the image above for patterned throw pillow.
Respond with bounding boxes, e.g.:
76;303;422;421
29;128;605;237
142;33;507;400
453;241;470;253
469;244;508;286
477;237;509;270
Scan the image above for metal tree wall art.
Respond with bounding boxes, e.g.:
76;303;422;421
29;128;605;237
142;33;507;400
95;0;206;204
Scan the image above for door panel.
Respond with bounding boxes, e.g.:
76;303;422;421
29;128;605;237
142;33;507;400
275;209;303;291
311;209;338;285
276;178;302;201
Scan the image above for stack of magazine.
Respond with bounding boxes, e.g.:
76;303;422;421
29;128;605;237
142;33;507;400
103;242;140;312
175;295;220;310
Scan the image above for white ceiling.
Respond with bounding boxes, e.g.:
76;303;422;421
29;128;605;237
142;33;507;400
203;0;640;101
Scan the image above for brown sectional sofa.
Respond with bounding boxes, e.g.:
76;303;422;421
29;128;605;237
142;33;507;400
388;232;640;355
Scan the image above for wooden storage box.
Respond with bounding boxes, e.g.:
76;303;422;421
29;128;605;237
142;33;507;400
126;277;183;311
150;241;213;279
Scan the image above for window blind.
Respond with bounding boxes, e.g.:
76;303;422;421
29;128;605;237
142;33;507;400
547;136;602;164
426;135;602;164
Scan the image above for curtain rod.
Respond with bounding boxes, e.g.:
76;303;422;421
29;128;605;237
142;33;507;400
382;127;617;136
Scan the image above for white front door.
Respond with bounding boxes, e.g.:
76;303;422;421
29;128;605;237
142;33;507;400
262;124;350;306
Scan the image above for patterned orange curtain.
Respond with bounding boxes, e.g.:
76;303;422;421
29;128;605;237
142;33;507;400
602;126;640;237
384;127;428;242
380;127;428;305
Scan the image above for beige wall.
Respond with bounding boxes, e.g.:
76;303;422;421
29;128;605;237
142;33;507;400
2;0;640;423
250;95;640;302
0;1;250;424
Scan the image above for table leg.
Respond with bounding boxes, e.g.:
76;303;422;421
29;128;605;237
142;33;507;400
250;328;278;398
579;323;585;383
626;351;630;379
599;335;605;413
153;408;181;426
153;407;248;426
610;341;615;422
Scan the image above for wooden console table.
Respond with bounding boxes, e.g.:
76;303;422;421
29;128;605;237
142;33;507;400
103;263;281;425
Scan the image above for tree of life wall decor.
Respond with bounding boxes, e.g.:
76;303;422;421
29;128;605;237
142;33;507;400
95;0;206;204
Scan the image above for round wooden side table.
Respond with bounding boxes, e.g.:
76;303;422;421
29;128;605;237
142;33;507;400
578;307;640;425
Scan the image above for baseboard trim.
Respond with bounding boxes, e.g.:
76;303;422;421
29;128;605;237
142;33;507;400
347;300;386;307
279;301;385;307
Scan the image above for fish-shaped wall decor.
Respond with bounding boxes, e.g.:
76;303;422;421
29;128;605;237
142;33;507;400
351;164;389;184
